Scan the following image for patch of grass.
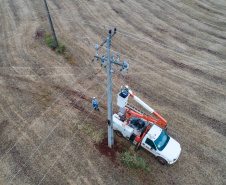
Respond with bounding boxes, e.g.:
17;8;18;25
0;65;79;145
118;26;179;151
68;57;76;65
37;95;52;107
45;33;66;54
78;124;93;135
45;33;56;49
128;145;136;154
64;51;72;60
119;151;148;170
92;128;104;143
122;147;128;153
55;44;67;54
45;33;76;65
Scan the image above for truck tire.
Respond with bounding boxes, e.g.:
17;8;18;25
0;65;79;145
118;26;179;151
157;157;167;165
115;130;123;137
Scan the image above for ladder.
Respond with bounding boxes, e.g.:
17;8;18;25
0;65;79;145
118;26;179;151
125;103;154;126
126;103;148;116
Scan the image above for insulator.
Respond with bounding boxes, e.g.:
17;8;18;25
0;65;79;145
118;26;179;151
94;53;99;60
111;55;114;60
101;54;106;66
121;61;130;72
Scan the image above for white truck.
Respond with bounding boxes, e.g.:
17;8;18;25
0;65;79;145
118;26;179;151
113;89;181;165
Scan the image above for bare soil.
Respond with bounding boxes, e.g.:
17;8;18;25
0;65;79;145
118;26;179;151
0;0;226;185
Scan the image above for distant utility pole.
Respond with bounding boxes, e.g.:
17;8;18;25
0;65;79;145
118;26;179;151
43;0;58;47
93;28;129;148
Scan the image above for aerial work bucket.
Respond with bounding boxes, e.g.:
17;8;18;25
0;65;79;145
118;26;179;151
117;93;129;108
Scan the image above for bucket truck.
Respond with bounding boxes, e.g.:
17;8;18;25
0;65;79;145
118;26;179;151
113;89;181;165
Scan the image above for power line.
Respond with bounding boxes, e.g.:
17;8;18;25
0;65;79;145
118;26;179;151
2;4;224;72
1;1;224;181
127;3;226;33
110;48;226;96
174;0;226;22
106;68;226;172
116;32;225;71
8;63;113;184
2;0;226;52
7;78;97;184
1;0;224;140
2;11;225;91
50;13;225;71
53;13;225;73
0;13;109;42
127;0;226;23
106;60;226;153
36;66;225;184
0;62;94;163
0;18;109;164
37;71;121;185
2;1;226;182
92;36;226;96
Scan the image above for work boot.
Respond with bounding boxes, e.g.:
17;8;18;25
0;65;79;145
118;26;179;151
98;108;100;111
94;107;96;110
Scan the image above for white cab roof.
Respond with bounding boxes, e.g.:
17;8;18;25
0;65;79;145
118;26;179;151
147;125;162;141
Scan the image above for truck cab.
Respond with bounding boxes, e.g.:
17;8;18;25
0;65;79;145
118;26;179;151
141;125;181;165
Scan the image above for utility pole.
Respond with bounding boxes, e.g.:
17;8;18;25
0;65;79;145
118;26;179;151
93;28;129;148
107;29;114;148
43;0;58;47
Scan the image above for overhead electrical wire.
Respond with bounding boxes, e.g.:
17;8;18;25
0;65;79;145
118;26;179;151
51;13;225;72
2;1;225;183
1;19;109;180
7;76;98;184
110;47;226;96
126;0;226;29
1;2;224;72
0;22;105;169
8;64;115;184
0;61;95;163
116;32;225;72
37;72;120;185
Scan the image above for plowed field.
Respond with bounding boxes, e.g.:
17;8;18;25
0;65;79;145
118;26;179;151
0;0;225;184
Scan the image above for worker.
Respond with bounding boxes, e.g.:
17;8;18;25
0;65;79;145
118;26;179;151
120;85;129;98
92;97;99;111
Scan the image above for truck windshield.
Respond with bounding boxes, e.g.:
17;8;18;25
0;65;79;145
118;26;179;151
154;130;170;151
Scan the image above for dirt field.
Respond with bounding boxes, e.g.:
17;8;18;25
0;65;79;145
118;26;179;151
0;0;226;184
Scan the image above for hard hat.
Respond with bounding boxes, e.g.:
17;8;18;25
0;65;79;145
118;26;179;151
125;85;128;89
93;97;95;99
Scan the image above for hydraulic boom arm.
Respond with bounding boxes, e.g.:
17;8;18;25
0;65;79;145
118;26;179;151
129;92;167;128
125;109;167;128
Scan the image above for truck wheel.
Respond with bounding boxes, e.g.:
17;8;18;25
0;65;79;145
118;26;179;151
115;130;123;137
157;157;167;165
